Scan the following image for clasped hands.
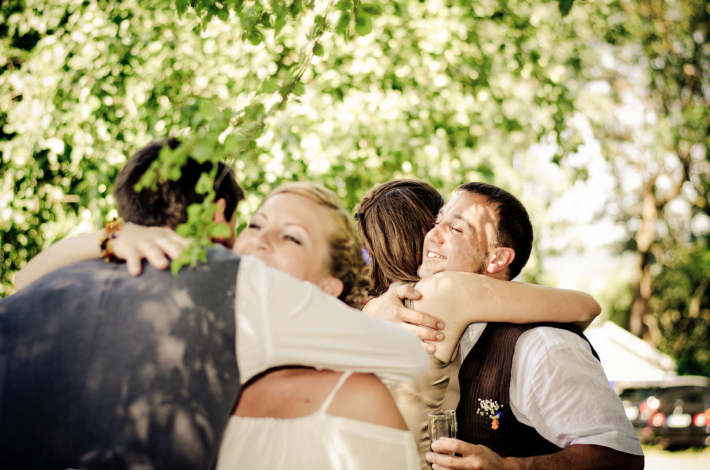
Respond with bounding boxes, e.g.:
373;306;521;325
362;282;446;353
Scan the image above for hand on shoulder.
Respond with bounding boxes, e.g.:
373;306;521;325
363;282;445;353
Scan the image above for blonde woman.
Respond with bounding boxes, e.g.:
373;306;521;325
216;183;421;469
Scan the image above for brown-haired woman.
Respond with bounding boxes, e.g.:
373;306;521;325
354;179;601;469
356;179;445;296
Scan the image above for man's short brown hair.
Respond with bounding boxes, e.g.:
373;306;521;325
114;138;243;228
456;182;533;280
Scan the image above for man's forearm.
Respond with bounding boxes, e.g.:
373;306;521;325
505;444;644;470
428;439;644;469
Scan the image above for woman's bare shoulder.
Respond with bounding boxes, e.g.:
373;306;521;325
328;372;408;430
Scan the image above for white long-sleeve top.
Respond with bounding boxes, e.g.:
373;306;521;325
235;255;428;385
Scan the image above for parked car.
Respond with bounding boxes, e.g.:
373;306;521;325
645;385;710;449
620;386;663;442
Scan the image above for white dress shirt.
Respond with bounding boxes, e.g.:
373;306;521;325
235;255;428;385
460;322;643;456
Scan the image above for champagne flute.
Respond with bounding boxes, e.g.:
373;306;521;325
428;409;457;456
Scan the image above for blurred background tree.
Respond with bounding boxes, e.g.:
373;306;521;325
579;0;710;376
0;0;589;291
1;0;709;374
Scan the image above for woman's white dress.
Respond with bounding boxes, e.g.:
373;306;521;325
215;371;421;470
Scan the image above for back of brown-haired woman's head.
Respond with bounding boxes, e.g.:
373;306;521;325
355;179;445;296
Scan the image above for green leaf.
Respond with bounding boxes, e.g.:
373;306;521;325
223;134;240;154
261;78;281;93
199;100;220;120
187;203;208;221
259;12;271;27
355;12;372;36
248;29;264;45
192;141;215;162
336;0;351;11
558;0;575;16
175;223;192;238
170;167;182;181
475;163;495;179
360;4;381;16
292;82;306;96
134;167;157;192
210;223;232;239
217;8;230;22
274;15;286;35
313;42;324;57
171;257;184;276
176;0;188;16
335;11;351;35
241;15;257;31
195;173;214;194
290;0;304;17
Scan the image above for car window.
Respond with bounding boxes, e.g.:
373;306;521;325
619;387;660;402
658;386;710;410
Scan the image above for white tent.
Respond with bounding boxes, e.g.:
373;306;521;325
585;321;682;392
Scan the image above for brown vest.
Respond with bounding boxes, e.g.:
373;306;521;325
456;322;600;458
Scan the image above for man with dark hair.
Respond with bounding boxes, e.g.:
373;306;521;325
0;139;426;470
114;138;242;242
0;138;245;470
375;182;644;469
452;182;533;281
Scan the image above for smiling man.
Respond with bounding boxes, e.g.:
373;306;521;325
419;182;644;470
418;189;523;281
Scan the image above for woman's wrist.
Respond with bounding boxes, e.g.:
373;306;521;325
99;218;125;262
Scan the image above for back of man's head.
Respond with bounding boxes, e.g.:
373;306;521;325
114;138;243;228
456;182;533;280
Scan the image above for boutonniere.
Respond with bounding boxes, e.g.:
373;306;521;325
477;398;504;430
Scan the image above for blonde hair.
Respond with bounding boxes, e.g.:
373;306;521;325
265;182;371;308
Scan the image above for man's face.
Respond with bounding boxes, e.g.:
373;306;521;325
418;191;499;277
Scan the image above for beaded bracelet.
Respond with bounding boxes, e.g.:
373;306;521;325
99;217;124;262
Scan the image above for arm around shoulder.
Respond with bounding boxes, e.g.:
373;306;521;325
14;231;104;291
239;258;428;385
14;223;189;291
414;271;601;326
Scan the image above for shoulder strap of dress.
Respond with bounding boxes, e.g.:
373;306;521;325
319;371;353;412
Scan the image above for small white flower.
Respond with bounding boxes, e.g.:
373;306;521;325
476;398;504;420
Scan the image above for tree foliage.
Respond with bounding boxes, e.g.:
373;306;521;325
581;0;710;374
650;246;710;377
0;0;588;295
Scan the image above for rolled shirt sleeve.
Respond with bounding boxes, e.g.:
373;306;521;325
235;256;428;385
509;327;643;456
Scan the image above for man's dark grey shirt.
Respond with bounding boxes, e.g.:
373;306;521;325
0;246;241;470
